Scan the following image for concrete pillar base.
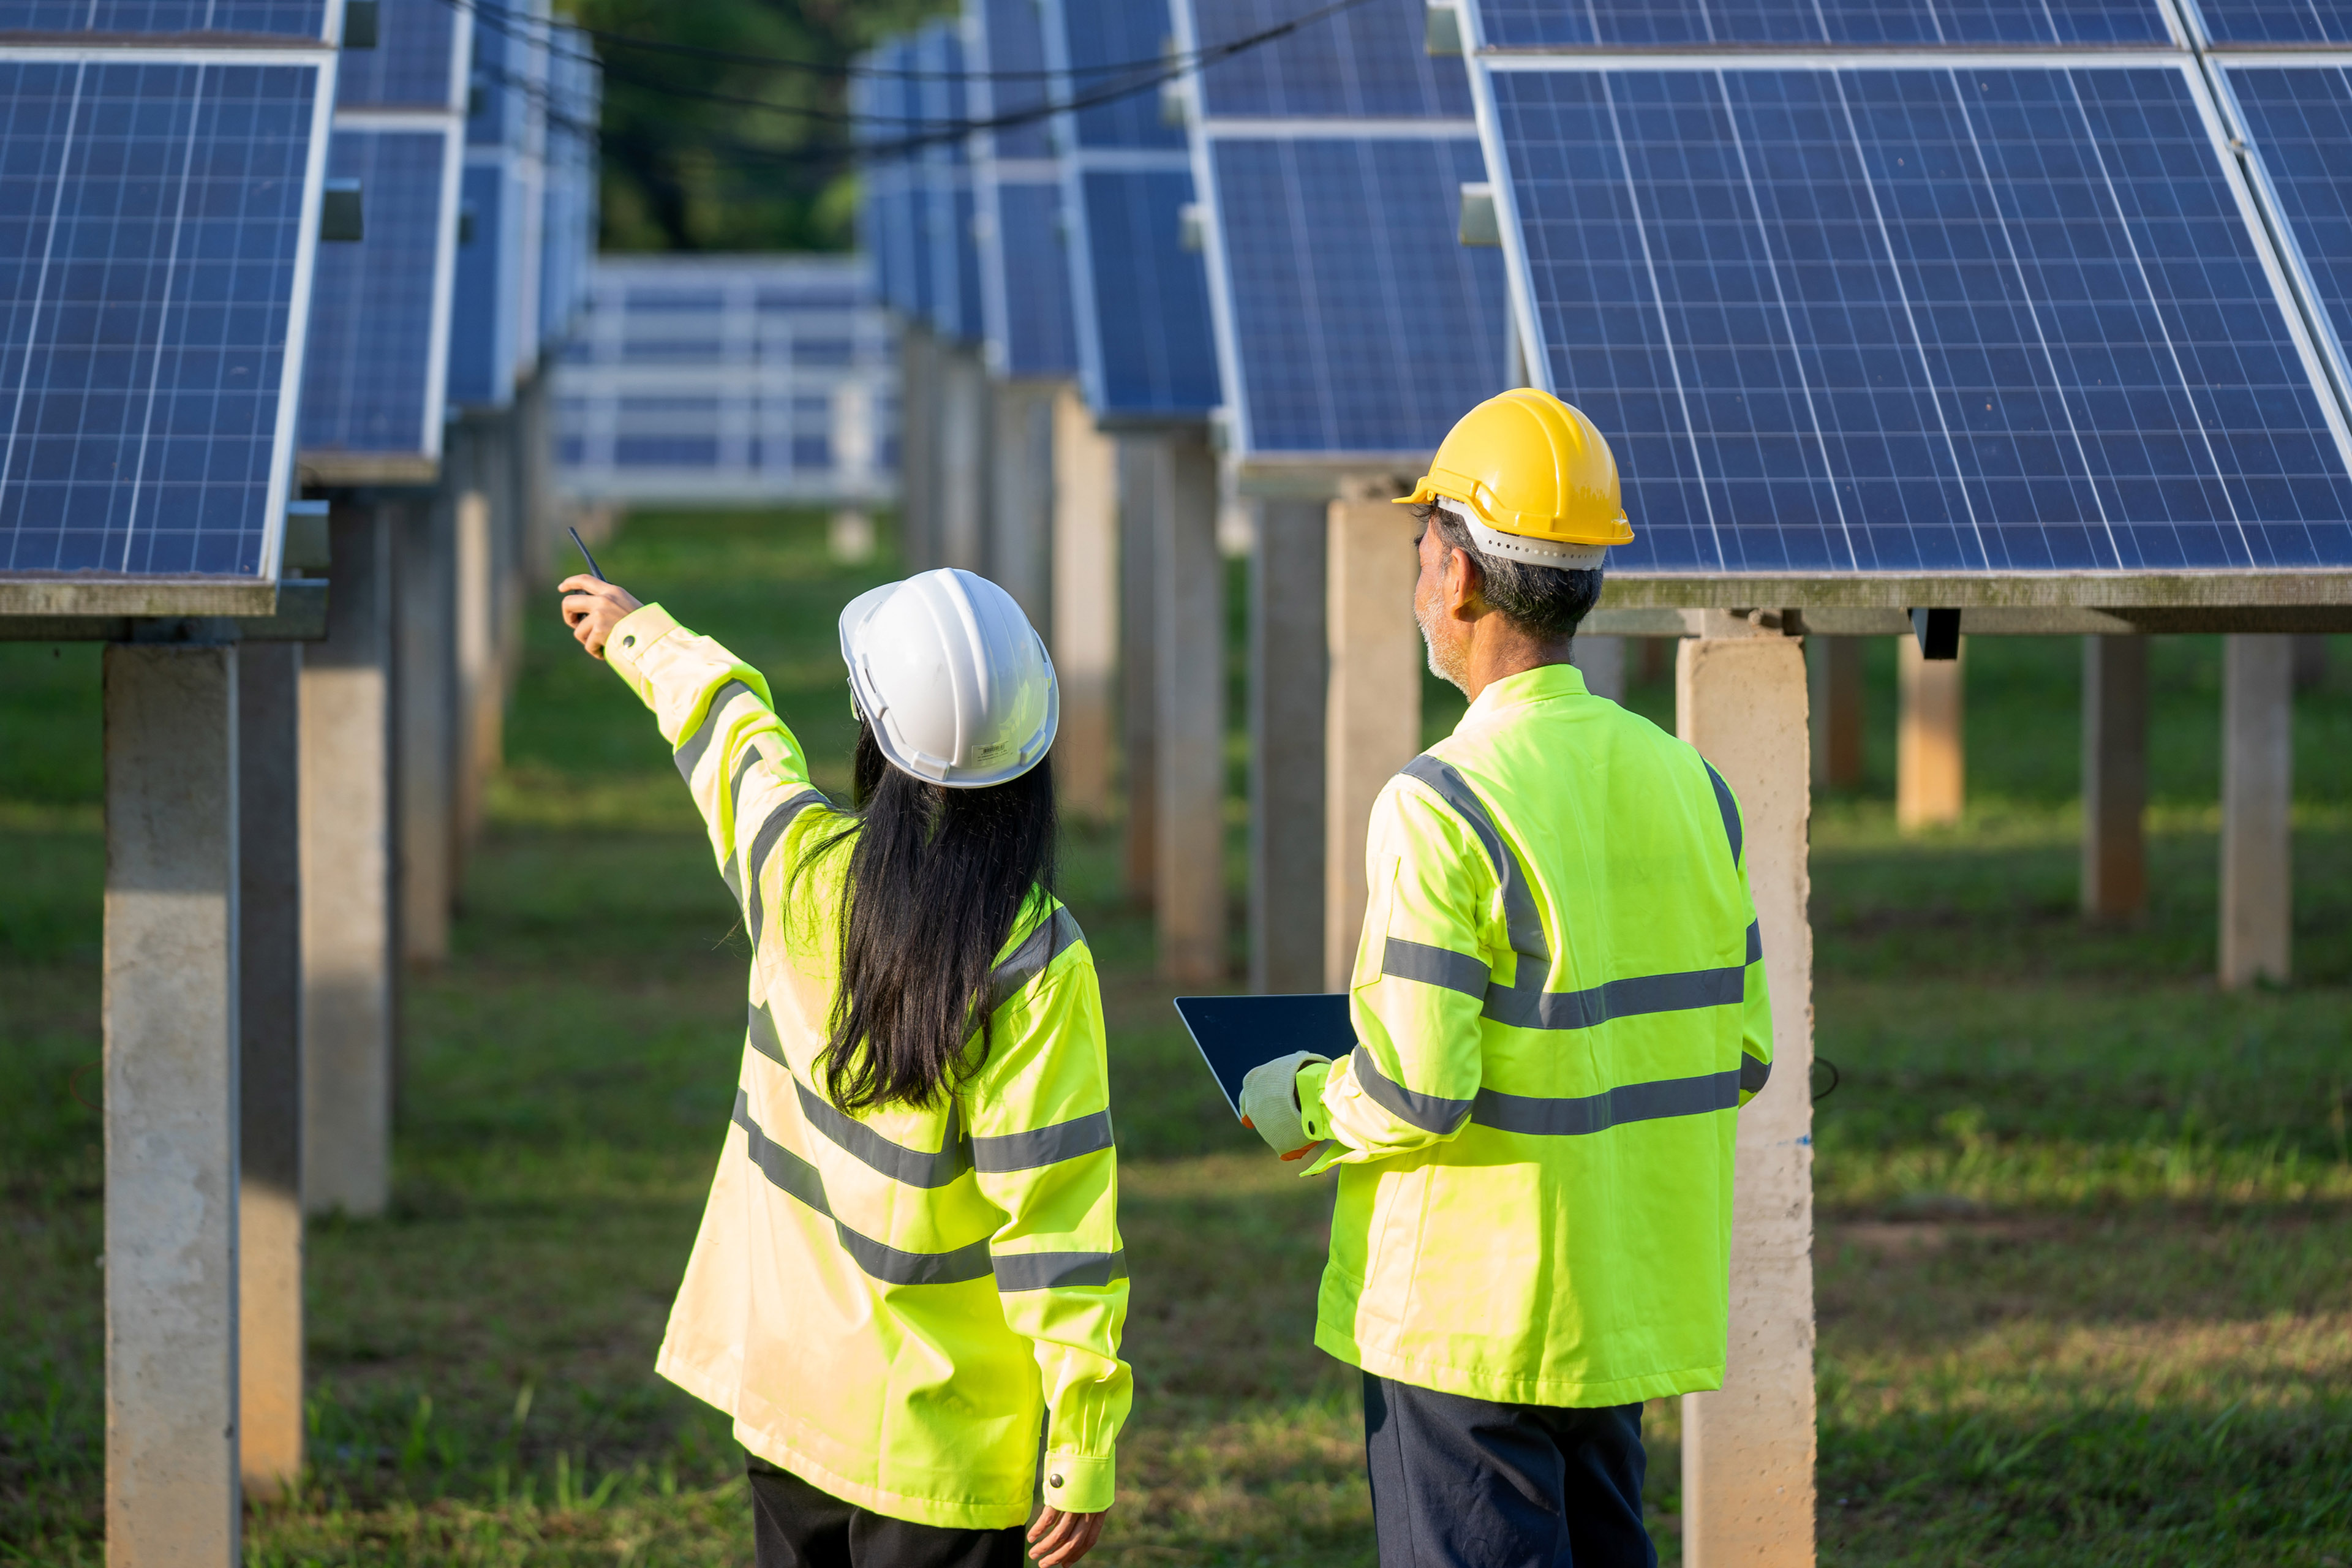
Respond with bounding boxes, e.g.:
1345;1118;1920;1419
105;641;243;1563
1809;636;1864;790
1117;437;1161;907
1323;484;1422;992
2081;636;2147;924
1250;497;1327;994
1676;621;1817;1568
1152;429;1226;985
1896;634;1964;831
2220;635;2293;988
1050;387;1118;823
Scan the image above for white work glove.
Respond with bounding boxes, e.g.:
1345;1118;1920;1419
1240;1050;1332;1163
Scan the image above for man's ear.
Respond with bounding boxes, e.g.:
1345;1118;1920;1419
1442;543;1482;615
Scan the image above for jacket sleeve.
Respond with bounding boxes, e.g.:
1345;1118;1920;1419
967;940;1131;1516
1308;774;1504;1168
603;603;832;927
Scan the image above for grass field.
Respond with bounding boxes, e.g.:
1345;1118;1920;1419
3;508;2348;1566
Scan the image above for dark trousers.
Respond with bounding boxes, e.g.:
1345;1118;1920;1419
1363;1373;1657;1568
747;1455;1028;1568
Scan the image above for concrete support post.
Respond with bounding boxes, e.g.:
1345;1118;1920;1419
104;641;243;1566
1573;633;1625;703
2290;633;2328;692
454;469;497;861
1117;437;1161;906
395;496;455;964
1152;429;1227;984
937;347;990;574
1676;617;1815;1568
1809;636;1864;790
1051;387;1118;822
301;501;396;1217
235;641;303;1502
1251;497;1327;994
1323;485;1421;992
1896;634;1964;831
2220;634;2293;988
2081;636;2147;923
898;325;939;570
989;379;1056;627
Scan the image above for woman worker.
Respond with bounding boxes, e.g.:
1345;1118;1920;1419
562;567;1126;1568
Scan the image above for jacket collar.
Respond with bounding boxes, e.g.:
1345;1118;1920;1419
1463;660;1588;726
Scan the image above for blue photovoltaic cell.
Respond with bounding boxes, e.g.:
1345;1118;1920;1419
976;0;1054;161
1472;0;2169;47
1;58;320;577
917;22;984;342
2231;66;2352;368
1189;0;1471;119
995;181;1079;377
1059;0;1186;151
333;0;460;108
466;0;543;151
445;157;511;406
1490;65;2352;573
0;1;326;36
2194;1;2352;42
300;126;447;456
1214;137;1509;454
1079;168;1221;415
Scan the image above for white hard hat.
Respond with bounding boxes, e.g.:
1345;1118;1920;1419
837;568;1058;788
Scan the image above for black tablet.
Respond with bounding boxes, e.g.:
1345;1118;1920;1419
1172;993;1356;1120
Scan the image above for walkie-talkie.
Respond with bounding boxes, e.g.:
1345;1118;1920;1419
568;526;604;582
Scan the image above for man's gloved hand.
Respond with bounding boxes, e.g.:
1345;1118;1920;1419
1240;1050;1332;1163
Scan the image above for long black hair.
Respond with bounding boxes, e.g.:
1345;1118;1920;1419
794;722;1058;1115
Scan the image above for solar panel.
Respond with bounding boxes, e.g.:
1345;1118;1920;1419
1055;0;1187;152
916;21;984;343
467;0;547;154
971;0;1054;162
1070;167;1222;417
1187;0;1472;118
445;155;521;407
984;180;1080;378
1207;136;1510;458
1477;59;2352;576
2222;62;2352;400
1469;0;2173;48
2193;1;2352;43
967;0;1080;377
331;0;465;108
538;22;598;345
298;121;458;471
0;51;331;580
0;0;330;38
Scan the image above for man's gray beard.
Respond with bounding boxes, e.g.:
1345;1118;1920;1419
1416;597;1469;693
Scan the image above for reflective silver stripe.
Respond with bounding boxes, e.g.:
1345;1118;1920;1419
731;1091;993;1286
1399;756;1549;972
744;789;828;945
1349;1046;1474;1136
675;680;755;785
973;1110;1114;1174
1381;937;1490;998
1471;1068;1741;1137
1740;1054;1771;1095
1485;963;1747;1031
747;1001;786;1066
730;745;762;822
794;1079;972;1188
1704;761;1742;867
992;1250;1127;1292
984;905;1084;1014
1746;920;1762;965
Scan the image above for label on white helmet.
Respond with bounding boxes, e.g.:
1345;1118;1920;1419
1437;499;1608;570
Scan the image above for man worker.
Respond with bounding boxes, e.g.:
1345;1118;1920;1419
1239;388;1774;1567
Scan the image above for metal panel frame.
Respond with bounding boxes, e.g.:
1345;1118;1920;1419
1457;12;2352;604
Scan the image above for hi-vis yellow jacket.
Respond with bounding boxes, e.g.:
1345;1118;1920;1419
1306;662;1771;1408
605;605;1130;1529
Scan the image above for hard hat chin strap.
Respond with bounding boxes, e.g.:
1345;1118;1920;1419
1436;499;1609;570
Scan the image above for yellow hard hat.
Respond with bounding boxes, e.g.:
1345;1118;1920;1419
1397;388;1633;561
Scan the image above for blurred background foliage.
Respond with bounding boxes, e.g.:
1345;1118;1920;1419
573;0;951;254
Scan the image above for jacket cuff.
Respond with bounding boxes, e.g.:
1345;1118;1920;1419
1040;1449;1114;1514
604;602;681;705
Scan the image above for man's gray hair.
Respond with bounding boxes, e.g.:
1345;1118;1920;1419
1417;502;1604;642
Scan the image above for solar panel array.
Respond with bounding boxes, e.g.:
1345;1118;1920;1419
1460;0;2352;582
1175;0;1511;466
551;255;897;505
0;0;331;37
447;0;550;410
967;0;1079;379
0;50;334;581
1042;0;1221;419
539;21;598;347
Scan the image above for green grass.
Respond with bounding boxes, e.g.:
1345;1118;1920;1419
2;510;2348;1564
